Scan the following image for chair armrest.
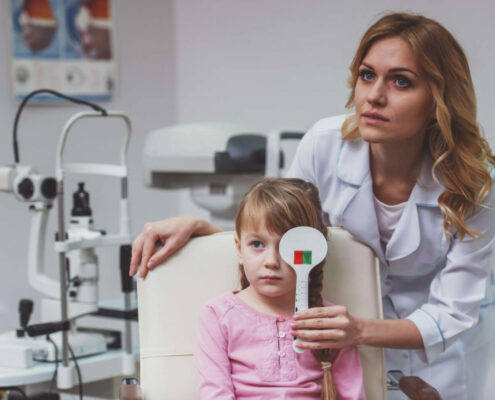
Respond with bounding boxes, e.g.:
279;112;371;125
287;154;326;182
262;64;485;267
399;376;442;400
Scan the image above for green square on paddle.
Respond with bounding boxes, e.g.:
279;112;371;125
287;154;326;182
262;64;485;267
303;251;312;264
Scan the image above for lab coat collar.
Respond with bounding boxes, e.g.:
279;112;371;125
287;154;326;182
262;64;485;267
337;138;444;263
341;175;385;264
336;138;384;262
337;137;444;206
336;137;370;188
385;196;420;261
385;155;444;261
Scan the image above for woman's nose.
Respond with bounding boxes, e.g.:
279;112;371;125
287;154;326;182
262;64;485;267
366;79;386;106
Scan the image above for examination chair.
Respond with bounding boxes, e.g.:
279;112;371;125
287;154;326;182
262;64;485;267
137;228;440;400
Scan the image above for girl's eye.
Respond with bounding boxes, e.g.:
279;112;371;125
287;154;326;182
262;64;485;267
394;76;411;88
251;241;264;249
359;69;375;81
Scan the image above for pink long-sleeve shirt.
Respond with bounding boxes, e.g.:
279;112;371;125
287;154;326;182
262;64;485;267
195;292;366;399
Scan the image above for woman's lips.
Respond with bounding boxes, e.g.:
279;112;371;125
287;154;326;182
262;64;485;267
362;113;389;125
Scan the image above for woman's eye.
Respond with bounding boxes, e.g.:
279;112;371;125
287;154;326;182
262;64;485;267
359;70;375;81
251;241;264;249
394;76;411;88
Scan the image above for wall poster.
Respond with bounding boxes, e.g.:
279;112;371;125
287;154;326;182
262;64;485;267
9;0;116;102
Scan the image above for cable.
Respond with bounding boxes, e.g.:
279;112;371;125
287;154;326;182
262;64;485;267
68;344;83;400
12;88;108;163
46;335;59;394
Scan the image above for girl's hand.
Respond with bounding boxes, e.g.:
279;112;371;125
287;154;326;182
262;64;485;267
290;305;363;350
130;216;216;278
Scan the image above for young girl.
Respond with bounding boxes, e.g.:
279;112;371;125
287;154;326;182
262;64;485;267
195;178;366;400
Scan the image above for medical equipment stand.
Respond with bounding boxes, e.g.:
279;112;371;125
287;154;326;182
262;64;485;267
53;110;134;389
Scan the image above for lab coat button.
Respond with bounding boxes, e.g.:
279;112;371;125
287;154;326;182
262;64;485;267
279;331;286;338
278;351;286;357
277;317;286;322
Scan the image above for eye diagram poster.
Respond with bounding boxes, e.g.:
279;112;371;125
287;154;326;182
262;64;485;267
9;0;116;102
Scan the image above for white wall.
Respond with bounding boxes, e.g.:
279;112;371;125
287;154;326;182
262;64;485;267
0;0;177;331
174;0;495;144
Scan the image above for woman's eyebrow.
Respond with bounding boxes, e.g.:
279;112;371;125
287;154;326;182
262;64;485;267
361;62;419;77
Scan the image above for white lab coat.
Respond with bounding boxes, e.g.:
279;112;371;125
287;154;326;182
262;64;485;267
287;115;495;399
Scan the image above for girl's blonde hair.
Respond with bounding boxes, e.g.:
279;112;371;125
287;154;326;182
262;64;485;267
342;12;495;240
235;178;337;400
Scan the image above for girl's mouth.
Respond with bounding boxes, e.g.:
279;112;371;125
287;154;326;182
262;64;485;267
261;276;281;281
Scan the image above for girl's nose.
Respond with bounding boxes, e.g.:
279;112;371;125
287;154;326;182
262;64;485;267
366;79;387;106
264;249;280;269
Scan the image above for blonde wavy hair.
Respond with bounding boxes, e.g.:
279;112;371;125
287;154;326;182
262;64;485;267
342;12;495;240
235;178;337;400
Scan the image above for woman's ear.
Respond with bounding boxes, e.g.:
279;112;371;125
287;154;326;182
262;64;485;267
234;234;243;263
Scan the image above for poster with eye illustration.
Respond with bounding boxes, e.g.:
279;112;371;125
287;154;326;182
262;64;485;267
9;0;115;102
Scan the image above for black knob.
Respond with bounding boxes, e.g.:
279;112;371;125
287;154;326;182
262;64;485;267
41;177;57;200
72;182;92;216
17;178;34;200
19;299;33;329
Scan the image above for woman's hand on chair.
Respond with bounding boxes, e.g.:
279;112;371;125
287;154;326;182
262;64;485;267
290;305;364;349
130;216;221;278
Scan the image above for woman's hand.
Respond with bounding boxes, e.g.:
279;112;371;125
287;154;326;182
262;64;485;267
290;305;363;350
291;306;424;350
129;216;221;278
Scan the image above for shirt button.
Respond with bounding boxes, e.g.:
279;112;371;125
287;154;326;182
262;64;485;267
277;317;286;322
278;351;286;357
402;353;409;359
279;332;286;338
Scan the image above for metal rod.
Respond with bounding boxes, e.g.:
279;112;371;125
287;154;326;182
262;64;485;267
124;293;132;354
56;179;69;367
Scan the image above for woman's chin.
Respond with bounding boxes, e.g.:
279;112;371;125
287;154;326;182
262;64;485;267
359;130;389;144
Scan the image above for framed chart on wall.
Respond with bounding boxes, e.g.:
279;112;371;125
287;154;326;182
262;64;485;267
9;0;116;102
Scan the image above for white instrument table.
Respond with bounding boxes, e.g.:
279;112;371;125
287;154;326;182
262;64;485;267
0;346;139;387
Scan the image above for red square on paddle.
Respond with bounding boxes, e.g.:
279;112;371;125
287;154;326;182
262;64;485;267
294;251;303;264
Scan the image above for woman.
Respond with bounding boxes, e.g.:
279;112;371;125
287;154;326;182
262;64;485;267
131;13;495;399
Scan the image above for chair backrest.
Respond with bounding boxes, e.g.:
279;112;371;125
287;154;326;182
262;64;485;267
137;228;386;399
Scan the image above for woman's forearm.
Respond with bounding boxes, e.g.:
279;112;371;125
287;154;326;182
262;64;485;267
191;217;223;236
357;317;424;349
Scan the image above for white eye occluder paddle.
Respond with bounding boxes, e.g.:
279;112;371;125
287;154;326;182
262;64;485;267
279;226;328;353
